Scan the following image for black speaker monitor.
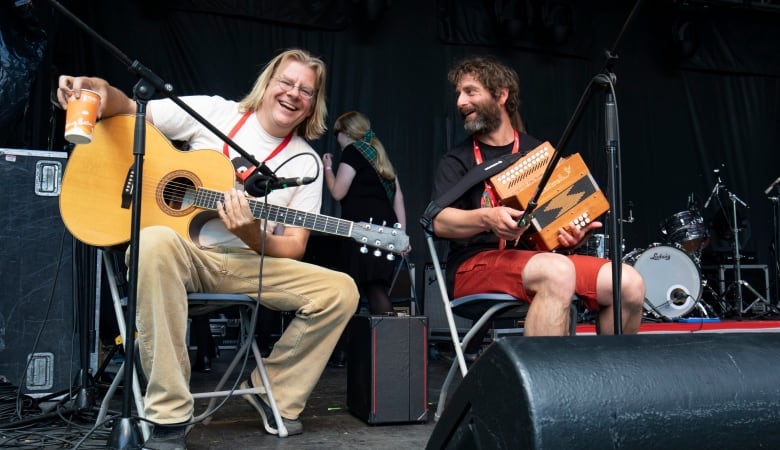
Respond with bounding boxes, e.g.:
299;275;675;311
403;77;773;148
428;334;780;449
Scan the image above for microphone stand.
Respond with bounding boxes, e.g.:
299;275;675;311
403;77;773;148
726;187;747;319
45;2;275;448
517;0;644;335
768;182;780;308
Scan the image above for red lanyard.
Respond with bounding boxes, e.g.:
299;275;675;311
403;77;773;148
472;130;520;208
473;131;520;250
223;111;292;180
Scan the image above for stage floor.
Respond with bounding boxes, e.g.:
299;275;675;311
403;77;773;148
3;313;780;448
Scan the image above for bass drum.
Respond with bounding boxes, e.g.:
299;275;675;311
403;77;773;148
623;244;702;319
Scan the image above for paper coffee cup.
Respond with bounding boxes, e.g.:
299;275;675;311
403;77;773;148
64;89;101;144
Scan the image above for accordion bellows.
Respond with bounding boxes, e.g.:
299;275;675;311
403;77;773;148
490;142;610;251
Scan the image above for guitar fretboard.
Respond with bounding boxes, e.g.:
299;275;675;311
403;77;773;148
194;188;354;237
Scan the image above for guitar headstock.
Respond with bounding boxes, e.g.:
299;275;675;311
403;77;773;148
352;221;410;260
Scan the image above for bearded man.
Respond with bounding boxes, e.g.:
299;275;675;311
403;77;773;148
428;55;645;337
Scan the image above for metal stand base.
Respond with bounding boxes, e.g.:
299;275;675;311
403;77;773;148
107;417;143;450
737;280;780;316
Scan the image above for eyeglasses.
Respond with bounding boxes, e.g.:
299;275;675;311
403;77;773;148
274;77;316;100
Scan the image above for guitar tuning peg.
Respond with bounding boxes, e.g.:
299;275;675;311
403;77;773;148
360;245;368;254
386;253;395;261
373;249;382;258
393;223;402;229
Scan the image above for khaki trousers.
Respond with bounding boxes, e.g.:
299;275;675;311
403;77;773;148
128;226;359;424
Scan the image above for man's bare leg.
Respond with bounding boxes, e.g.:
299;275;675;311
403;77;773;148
523;253;577;336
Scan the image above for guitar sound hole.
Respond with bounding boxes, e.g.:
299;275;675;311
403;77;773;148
161;176;196;212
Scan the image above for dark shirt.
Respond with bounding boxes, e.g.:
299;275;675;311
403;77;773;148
430;133;544;290
338;143;398;284
340;144;397;225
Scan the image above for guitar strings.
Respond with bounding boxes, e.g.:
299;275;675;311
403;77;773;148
129;176;355;234
95;173;404;249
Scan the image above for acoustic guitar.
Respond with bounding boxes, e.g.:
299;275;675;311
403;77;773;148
59;115;409;257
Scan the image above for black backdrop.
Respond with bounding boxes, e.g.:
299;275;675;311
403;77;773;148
7;0;780;301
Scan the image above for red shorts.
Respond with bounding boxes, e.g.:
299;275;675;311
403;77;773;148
452;250;608;311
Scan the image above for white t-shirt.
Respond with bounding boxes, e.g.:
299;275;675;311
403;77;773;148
150;95;323;248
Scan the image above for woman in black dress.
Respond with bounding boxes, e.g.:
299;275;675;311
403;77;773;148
323;111;408;314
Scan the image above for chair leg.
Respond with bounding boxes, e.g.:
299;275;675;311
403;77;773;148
190;305;289;437
250;341;288;437
434;320;494;421
463;321;491;355
435;305;513;421
193;335;255;424
435;358;461;422
98;250;151;441
96;360;151;441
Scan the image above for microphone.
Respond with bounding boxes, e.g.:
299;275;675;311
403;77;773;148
765;176;780;195
245;172;316;196
604;92;618;146
265;176;316;188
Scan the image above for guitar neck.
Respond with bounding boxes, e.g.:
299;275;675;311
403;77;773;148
194;187;354;238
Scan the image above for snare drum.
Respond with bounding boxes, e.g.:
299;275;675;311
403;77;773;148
659;210;709;255
623;243;702;319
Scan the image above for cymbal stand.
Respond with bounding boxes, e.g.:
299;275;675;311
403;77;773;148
768;185;780;308
720;186;774;317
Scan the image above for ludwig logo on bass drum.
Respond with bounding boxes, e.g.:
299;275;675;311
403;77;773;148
649;251;672;261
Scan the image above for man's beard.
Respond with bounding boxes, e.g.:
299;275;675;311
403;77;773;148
462;100;502;135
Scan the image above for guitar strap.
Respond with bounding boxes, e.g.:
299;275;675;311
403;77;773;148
223;110;292;182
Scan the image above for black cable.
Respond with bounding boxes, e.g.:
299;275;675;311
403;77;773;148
244;151;321;197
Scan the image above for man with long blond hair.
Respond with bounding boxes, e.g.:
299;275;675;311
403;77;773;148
58;49;359;448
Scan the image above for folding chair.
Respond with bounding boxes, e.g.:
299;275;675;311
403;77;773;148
424;231;576;421
95;248;290;437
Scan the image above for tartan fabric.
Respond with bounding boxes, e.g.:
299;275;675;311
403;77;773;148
353;129;395;202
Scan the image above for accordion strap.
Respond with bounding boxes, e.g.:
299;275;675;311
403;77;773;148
419;152;524;234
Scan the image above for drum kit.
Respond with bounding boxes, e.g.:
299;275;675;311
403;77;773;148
579;200;730;321
624;208;711;321
575;204;713;321
575;167;780;321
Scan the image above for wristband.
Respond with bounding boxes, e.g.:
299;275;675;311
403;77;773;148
325;166;332;171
